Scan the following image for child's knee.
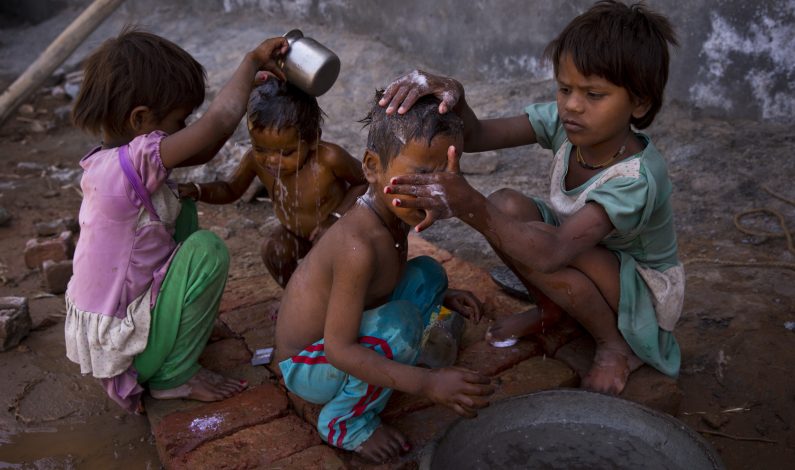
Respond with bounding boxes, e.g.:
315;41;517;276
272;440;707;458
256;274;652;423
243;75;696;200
363;300;424;363
488;188;526;216
184;230;230;269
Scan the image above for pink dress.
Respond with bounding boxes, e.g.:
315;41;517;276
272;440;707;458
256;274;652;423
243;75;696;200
65;131;183;411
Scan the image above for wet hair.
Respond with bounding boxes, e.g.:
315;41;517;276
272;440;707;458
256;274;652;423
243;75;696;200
72;27;206;137
361;90;463;167
544;0;678;129
247;79;324;141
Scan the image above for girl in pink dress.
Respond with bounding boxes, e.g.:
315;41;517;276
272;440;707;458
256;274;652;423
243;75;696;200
64;29;288;412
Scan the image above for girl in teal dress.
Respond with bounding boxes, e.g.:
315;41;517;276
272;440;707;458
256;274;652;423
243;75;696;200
378;0;682;394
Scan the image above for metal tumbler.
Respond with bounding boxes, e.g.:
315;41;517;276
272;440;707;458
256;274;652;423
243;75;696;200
281;29;341;96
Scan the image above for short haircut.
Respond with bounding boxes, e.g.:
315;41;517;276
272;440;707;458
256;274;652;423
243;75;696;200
72;27;206;137
544;0;678;129
247;79;323;141
361;90;463;166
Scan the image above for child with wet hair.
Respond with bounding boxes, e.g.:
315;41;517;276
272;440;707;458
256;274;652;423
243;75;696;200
273;91;494;463
380;0;682;395
66;28;288;412
180;78;365;287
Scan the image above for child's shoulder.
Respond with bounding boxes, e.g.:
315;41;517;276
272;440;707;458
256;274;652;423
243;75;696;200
317;140;355;165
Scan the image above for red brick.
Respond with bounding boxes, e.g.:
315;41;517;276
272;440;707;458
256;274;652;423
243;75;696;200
199;338;252;372
389;405;460;461
492;356;578;401
179;415;320;469
457;338;543;377
154;383;289;465
41;259;72;294
533;314;584;356
287;391;322;427
381;391;433;421
23;231;74;269
268;444;349;469
220;300;280;353
219;274;281;313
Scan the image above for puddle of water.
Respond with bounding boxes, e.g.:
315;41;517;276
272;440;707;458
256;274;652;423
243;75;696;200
0;417;160;469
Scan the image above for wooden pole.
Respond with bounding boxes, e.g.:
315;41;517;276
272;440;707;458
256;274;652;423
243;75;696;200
0;0;125;127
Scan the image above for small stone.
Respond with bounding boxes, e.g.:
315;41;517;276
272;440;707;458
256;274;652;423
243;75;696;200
18;104;35;117
24;231;75;269
702;412;729;430
41;259;73;294
0;207;11;227
209;225;231;240
0;297;32;352
42;190;60;198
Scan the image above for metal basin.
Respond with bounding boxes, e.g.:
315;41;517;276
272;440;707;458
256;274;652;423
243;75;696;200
421;389;724;470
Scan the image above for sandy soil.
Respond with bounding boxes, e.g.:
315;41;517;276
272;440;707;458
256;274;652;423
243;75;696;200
1;57;794;470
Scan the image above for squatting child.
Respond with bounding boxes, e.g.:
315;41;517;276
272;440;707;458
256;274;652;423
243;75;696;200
180;79;366;287
65;29;288;412
381;0;683;395
273;92;494;463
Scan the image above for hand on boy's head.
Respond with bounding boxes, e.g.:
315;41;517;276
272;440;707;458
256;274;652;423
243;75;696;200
424;367;494;418
380;70;462;115
386;145;466;232
251;37;289;81
444;289;483;323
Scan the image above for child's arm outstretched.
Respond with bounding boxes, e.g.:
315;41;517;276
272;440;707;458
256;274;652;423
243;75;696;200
323;239;493;417
379;70;538;153
178;149;259;203
159;38;289;170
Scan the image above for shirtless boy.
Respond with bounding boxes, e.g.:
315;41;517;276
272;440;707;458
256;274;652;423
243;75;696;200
181;79;366;286
274;92;494;463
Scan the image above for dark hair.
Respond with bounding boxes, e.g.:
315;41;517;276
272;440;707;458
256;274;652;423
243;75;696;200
361;90;463;166
247;79;323;141
544;0;678;129
72;27;206;137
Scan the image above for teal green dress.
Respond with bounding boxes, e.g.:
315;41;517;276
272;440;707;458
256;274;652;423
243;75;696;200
525;102;683;377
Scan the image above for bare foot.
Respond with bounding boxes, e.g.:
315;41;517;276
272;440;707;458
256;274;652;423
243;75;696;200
149;368;248;402
485;305;563;347
581;345;643;395
354;424;410;463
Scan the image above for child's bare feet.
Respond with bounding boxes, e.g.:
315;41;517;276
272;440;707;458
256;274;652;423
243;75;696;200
485;305;563;347
149;367;248;401
581;345;643;395
354;424;411;463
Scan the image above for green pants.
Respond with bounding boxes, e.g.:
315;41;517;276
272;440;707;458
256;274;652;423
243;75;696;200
133;200;230;389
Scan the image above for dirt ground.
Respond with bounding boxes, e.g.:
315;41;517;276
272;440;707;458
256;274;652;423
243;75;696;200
0;74;794;469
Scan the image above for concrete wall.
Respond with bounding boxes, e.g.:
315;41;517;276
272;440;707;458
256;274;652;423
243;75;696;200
2;0;793;122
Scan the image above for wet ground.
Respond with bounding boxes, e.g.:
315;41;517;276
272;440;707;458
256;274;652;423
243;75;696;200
1;3;794;469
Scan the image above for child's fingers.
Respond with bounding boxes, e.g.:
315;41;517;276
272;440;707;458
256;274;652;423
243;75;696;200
451;402;478;418
446;145;461;174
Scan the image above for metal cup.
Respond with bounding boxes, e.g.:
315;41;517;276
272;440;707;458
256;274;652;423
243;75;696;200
281;29;341;96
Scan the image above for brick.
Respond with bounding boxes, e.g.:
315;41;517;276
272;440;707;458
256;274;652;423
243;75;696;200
154;383;289;465
220;300;280;353
34;217;79;237
457;338;543;377
0;296;31;351
23;231;74;269
199;338;252;373
389;405;460;461
492;356;579;402
533;314;584;356
554;336;683;415
381;391;433;421
268;444;348;469
219;275;281;313
287;391;323;428
41;259;72;294
179;415;320;470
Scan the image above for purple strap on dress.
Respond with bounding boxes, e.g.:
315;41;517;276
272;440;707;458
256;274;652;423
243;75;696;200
118;145;160;222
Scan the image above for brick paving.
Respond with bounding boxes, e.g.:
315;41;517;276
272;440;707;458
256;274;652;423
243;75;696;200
147;235;682;469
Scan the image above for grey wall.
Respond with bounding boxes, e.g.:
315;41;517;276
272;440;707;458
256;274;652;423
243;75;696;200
2;0;793;122
218;0;794;122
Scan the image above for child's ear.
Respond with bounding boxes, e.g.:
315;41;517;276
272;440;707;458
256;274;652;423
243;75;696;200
631;97;652;120
362;149;383;184
128;106;154;133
